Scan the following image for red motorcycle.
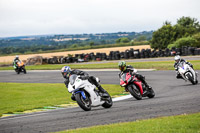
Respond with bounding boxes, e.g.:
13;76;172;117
120;72;155;100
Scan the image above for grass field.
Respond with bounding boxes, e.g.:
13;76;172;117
0;83;124;116
60;113;200;133
0;60;200;70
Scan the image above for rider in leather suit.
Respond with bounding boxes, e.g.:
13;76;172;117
61;66;109;100
174;55;193;79
118;61;152;90
13;55;20;70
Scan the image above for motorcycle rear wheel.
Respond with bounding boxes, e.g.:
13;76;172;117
128;84;142;100
75;92;91;111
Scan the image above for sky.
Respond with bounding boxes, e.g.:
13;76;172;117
0;0;200;37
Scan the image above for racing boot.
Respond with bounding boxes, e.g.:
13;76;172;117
146;84;152;90
140;78;152;90
97;85;109;98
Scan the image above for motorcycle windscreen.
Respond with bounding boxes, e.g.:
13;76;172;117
121;73;127;82
178;62;185;69
69;74;77;85
120;73;132;85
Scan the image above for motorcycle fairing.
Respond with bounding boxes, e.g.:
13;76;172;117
75;91;86;100
133;76;143;95
120;72;144;95
68;75;104;106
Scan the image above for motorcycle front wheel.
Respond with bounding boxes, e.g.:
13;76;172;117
128;84;142;100
23;68;27;74
147;88;155;98
17;69;20;74
75;92;91;111
185;72;195;85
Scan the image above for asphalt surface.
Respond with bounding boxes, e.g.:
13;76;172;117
0;70;200;133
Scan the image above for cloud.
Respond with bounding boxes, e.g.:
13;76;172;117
0;0;200;37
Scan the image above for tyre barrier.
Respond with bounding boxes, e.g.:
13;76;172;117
41;46;200;64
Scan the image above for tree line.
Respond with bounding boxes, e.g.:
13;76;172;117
150;16;200;49
0;31;152;55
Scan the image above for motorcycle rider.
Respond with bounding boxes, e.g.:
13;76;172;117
61;66;109;101
118;61;152;90
174;55;193;79
13;55;20;71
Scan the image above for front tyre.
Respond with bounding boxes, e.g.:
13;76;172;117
186;72;195;85
102;92;113;108
23;68;27;74
75;92;91;111
147;88;155;98
17;69;20;74
128;84;142;100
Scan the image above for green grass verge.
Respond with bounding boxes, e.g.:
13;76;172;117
0;83;124;116
59;113;200;133
0;60;200;70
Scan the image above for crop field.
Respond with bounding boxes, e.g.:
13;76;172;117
0;45;150;63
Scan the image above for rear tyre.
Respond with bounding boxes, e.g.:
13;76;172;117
75;92;91;111
102;92;113;108
128;84;142;100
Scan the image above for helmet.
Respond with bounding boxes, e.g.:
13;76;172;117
15;55;19;60
118;61;127;71
174;55;180;63
61;66;71;78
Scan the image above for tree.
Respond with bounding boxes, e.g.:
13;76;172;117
151;16;200;49
176;16;200;36
150;24;176;49
192;33;200;47
177;16;200;30
136;35;147;41
163;21;171;26
116;37;130;43
120;37;130;43
116;38;121;43
89;42;94;47
173;36;196;48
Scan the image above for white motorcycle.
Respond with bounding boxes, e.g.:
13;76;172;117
177;62;198;85
68;74;113;111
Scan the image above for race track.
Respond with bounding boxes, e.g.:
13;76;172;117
0;70;200;133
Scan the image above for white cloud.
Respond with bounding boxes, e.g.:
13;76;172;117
0;0;200;37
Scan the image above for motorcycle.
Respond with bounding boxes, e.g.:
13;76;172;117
68;74;113;111
15;61;27;74
177;62;198;85
120;72;155;100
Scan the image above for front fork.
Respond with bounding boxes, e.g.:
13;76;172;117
74;91;86;100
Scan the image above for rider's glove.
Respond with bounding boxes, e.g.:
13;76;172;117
64;79;69;88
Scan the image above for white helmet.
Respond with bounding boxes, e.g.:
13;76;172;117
15;55;19;60
174;55;180;62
